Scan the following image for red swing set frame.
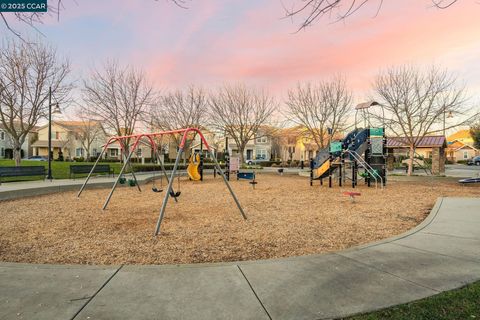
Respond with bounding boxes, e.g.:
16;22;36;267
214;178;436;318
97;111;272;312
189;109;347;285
77;127;247;235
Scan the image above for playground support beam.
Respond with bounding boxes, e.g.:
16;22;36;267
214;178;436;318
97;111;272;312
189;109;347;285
154;139;247;236
155;145;184;235
150;143;179;203
77;139;111;197
209;149;247;220
102;139;140;210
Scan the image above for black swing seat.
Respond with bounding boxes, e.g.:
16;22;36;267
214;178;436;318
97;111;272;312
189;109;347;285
152;187;163;193
170;191;181;198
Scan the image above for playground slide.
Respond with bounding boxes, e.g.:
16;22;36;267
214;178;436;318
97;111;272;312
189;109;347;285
312;159;332;179
310;128;368;179
345;128;369;156
187;154;201;181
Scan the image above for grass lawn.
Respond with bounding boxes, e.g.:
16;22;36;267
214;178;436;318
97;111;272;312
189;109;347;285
0;159;125;181
345;281;480;320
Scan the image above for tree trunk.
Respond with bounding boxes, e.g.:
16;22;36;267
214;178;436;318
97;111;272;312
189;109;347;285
13;141;22;166
407;145;415;176
238;145;246;164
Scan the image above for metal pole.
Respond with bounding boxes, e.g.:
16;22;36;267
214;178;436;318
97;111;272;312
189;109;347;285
102;145;136;210
209;149;247;220
443;109;446;137
77;145;108;197
155;146;184;235
47;87;53;181
200;139;203;181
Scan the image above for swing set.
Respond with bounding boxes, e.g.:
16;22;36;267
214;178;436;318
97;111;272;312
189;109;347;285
77;128;247;235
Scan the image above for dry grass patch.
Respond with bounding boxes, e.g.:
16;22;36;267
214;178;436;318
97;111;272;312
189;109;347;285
0;174;478;265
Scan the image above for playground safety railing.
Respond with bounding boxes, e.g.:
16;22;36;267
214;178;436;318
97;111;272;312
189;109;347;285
344;150;384;189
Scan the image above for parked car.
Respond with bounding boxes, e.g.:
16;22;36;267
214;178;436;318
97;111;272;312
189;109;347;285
467;156;480;166
28;156;48;161
245;157;269;165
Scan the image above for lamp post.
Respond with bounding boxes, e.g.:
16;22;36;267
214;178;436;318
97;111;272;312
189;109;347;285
443;109;454;137
47;86;61;181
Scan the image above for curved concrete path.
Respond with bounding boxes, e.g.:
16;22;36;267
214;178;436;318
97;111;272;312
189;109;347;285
1;197;479;320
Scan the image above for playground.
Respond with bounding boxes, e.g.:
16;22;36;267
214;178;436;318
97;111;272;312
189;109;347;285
1;174;478;265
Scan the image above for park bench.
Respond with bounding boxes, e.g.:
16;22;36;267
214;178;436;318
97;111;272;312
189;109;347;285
69;164;114;179
0;166;46;184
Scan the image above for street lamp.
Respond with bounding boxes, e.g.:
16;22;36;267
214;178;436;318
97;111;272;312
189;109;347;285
47;86;62;181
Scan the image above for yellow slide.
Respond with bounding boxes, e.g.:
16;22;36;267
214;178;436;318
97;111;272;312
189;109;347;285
312;160;330;179
187;153;201;181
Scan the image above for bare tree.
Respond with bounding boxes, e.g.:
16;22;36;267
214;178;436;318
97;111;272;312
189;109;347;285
150;85;208;159
284;0;461;31
82;61;155;155
208;84;276;163
373;64;476;175
285;77;352;150
0;38;71;166
75;110;105;160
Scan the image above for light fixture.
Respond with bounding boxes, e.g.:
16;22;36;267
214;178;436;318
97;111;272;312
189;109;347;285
52;103;62;115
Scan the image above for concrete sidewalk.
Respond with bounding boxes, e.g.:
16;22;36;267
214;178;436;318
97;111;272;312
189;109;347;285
0;171;186;201
1;197;479;319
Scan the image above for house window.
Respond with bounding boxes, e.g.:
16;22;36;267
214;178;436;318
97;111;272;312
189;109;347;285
109;149;119;157
76;148;84;157
256;136;267;143
0;131;4;140
0;147;4;157
256;149;267;160
93;148;98;156
55;132;60;140
463;151;469;159
136;148;142;157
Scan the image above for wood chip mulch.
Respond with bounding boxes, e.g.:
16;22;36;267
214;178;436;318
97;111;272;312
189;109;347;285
0;174;478;265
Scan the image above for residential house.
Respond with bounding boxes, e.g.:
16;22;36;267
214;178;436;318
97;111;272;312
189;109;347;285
275;126;346;163
189;129;218;159
31;121;107;160
446;130;479;163
0;124;35;159
219;127;276;163
104;139;153;162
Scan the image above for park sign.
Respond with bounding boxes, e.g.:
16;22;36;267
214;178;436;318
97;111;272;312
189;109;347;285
370;128;384;137
330;141;343;153
0;0;47;12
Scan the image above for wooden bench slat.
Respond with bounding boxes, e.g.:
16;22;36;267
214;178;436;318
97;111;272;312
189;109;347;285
0;166;46;183
69;165;114;179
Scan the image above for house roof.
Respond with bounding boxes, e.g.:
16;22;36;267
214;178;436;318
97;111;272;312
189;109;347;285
447;140;479;152
387;136;446;148
37;120;102;132
447;129;472;142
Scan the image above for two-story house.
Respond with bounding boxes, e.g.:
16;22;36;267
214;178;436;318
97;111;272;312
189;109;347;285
217;127;277;163
0;124;35;159
31;121;108;161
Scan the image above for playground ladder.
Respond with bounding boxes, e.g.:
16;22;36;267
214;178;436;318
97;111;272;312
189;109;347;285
344;150;384;189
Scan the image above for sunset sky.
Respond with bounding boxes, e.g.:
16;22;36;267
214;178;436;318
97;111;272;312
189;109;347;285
3;0;480;105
